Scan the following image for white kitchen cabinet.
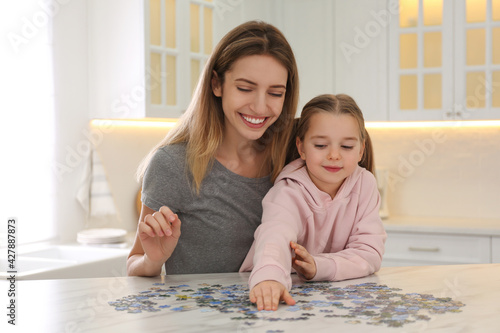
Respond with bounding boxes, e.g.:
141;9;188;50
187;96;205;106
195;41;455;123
88;0;146;119
382;230;492;267
493;236;500;263
88;0;214;119
389;0;500;121
334;0;389;121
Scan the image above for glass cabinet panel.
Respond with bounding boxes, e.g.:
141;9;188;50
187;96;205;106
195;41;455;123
166;0;175;48
400;75;418;109
190;4;200;53
424;73;442;108
466;29;486;66
400;34;418;69
400;0;418;27
466;72;486;108
466;0;487;23
423;0;443;26
493;71;500;107
150;52;162;104
166;55;176;106
203;7;213;55
424;31;442;67
150;0;161;46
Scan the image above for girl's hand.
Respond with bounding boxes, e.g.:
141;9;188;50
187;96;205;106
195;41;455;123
291;241;317;280
138;206;181;265
250;280;295;311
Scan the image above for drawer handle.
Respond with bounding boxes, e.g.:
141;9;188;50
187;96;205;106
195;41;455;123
408;246;440;252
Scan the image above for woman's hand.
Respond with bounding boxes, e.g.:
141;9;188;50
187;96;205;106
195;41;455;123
291;241;316;280
138;206;182;266
250;280;295;311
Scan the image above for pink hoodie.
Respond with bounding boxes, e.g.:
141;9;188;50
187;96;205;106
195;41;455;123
240;158;386;291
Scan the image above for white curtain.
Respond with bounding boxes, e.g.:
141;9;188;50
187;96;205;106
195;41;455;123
0;1;56;244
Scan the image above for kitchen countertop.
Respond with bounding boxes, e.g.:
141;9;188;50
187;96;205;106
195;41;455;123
2;264;499;332
383;216;500;236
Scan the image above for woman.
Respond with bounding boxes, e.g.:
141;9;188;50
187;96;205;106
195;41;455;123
127;21;299;276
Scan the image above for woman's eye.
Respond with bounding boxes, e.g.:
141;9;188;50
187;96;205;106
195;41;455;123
237;87;251;92
269;92;284;98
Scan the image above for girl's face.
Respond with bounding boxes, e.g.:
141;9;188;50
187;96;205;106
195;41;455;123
212;54;288;143
296;112;365;199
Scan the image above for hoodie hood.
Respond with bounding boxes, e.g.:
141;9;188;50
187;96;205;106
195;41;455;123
276;158;365;209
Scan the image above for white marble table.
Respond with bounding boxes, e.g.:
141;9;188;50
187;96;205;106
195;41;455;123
2;264;500;332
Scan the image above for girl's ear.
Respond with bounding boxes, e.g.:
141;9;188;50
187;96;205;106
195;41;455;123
296;137;306;160
211;70;222;97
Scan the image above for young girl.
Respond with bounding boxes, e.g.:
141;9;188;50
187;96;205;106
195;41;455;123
240;94;386;311
127;21;299;277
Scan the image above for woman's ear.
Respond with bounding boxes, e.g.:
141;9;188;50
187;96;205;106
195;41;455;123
296;137;306;160
211;70;222;97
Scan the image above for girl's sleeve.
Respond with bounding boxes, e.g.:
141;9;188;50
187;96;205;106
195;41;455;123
312;172;387;282
246;181;305;291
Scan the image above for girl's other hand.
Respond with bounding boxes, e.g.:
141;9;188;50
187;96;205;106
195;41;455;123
138;206;181;265
250;280;295;311
290;241;317;280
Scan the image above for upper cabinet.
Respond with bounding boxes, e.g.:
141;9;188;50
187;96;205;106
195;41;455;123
88;0;335;119
146;0;214;118
87;0;500;121
389;0;500;120
88;0;215;119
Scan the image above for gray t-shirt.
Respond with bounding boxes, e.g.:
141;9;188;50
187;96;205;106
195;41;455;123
142;143;272;274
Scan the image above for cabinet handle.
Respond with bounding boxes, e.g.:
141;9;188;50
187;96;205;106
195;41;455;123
408;246;440;252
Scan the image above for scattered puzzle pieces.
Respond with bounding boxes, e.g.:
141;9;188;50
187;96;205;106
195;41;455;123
108;281;465;329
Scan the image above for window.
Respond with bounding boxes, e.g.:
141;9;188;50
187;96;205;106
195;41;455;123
389;0;500;120
146;0;214;117
0;1;56;245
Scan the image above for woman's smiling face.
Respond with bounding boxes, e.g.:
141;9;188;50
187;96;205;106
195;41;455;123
212;54;288;143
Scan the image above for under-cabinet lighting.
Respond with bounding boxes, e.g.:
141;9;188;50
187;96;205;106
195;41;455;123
90;118;178;128
365;120;500;129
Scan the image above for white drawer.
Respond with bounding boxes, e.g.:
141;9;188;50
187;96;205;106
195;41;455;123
384;231;491;265
493;237;500;263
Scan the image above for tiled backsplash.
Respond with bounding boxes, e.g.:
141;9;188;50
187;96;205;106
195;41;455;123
368;124;500;220
90;120;500;232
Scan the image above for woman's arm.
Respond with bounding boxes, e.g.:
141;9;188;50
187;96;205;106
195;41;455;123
127;204;181;276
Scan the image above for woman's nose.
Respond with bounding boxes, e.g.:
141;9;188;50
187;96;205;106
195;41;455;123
251;93;267;114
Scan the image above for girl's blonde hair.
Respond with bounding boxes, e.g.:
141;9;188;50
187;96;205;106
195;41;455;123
137;21;299;192
286;94;375;174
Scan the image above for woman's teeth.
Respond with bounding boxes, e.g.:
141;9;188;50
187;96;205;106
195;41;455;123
242;115;265;124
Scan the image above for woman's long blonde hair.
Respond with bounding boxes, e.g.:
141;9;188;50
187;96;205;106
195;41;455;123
286;94;375;174
137;21;299;192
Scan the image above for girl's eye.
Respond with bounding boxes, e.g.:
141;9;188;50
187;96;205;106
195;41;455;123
342;146;354;150
314;144;326;149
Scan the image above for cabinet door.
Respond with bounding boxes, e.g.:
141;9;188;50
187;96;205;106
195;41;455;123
454;0;500;120
383;231;491;266
389;0;500;121
389;0;454;121
335;0;388;121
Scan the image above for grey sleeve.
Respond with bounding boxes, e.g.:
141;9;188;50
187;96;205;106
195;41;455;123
141;146;191;212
